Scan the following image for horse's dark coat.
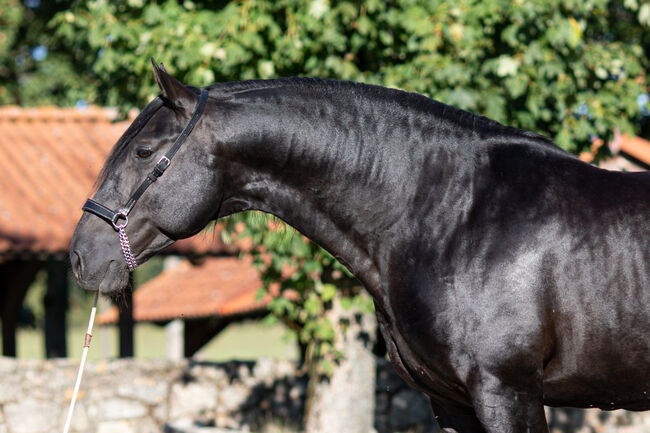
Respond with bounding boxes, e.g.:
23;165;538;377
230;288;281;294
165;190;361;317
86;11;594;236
70;63;650;432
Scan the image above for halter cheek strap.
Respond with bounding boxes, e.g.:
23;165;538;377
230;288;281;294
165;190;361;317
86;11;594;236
82;88;209;271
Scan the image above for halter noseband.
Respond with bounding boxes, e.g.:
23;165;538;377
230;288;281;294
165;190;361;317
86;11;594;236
82;89;209;271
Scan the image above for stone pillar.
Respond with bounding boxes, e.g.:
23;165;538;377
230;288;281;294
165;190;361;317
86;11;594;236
304;293;377;433
166;319;184;361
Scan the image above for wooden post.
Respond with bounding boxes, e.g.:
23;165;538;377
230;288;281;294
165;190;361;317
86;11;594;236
1;315;17;357
0;261;40;356
118;287;134;357
44;261;68;358
183;311;266;358
184;317;229;358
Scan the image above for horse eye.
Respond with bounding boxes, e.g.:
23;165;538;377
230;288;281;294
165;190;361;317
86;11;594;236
136;147;153;159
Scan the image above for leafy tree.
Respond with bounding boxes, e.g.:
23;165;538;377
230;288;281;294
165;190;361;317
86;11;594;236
0;0;24;103
50;0;650;152
0;0;93;106
221;216;371;376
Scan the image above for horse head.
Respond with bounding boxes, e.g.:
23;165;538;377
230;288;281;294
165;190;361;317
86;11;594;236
70;60;221;293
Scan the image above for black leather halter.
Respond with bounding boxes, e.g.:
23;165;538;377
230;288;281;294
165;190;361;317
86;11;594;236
82;88;209;270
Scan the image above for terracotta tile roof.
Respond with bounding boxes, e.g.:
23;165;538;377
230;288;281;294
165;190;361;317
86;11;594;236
97;256;269;324
580;133;650;167
0;106;125;257
0;106;234;261
618;133;650;166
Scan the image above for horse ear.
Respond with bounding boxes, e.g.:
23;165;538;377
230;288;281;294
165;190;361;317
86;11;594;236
151;57;196;111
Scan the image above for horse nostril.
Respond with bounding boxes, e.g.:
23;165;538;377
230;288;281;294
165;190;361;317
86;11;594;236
71;251;84;280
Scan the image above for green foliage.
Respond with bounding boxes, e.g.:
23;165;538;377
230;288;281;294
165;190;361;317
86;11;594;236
0;0;94;106
48;0;650;153
0;0;24;103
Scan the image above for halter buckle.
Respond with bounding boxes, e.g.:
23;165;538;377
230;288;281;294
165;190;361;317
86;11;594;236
153;156;171;177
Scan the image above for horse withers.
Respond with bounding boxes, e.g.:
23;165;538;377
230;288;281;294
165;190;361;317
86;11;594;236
70;60;650;432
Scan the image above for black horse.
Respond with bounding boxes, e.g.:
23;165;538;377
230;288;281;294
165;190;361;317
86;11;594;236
70;61;650;432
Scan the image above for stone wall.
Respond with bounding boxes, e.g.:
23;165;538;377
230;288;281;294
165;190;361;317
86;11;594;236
0;357;306;433
0;357;649;433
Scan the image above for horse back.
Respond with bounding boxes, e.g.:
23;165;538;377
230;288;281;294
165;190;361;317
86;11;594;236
384;139;650;408
472;144;650;409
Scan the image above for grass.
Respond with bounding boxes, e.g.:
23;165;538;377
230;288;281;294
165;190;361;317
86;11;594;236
12;320;298;361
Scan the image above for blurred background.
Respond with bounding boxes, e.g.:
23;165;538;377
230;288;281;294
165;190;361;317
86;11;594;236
1;1;650;432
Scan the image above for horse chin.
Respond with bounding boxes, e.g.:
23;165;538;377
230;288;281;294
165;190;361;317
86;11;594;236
97;260;131;294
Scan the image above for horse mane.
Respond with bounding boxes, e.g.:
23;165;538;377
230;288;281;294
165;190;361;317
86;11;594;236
207;77;554;147
206;77;325;95
97;78;557;189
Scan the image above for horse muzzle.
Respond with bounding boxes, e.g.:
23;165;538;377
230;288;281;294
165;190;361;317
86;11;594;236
70;239;131;293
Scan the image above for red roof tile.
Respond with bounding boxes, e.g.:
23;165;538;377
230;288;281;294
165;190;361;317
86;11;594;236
0;106;124;256
580;133;650;167
0;106;234;261
619;133;650;166
97;256;268;324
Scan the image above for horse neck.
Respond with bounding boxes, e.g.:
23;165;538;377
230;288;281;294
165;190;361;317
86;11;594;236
212;87;439;300
207;82;575;306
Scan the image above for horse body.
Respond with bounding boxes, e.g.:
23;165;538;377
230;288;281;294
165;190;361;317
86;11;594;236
70;63;650;432
537;168;650;410
384;152;650;410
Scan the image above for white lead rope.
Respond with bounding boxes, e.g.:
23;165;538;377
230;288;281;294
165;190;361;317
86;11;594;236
62;290;99;433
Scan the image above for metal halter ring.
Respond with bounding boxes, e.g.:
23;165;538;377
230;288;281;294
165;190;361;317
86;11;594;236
111;211;129;230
